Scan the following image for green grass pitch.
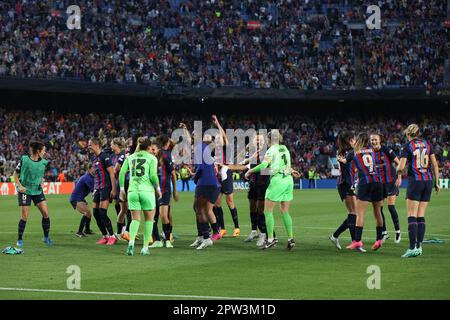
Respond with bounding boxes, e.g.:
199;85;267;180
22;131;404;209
0;189;449;300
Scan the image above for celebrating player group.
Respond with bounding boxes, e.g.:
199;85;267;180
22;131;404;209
12;117;439;258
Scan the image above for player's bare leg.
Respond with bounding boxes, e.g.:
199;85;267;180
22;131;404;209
75;201;93;237
160;205;173;247
371;200;384;250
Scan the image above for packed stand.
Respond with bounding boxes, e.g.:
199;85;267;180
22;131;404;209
1;108;449;182
0;1;445;89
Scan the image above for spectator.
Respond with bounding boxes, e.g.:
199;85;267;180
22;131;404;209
308;166;316;189
57;171;66;183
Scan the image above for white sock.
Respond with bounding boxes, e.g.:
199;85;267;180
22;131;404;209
129;240;135;246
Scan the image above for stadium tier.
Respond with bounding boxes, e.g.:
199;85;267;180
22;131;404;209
0;0;447;89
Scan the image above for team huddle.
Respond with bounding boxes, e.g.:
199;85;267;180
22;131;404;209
329;124;440;257
12;118;439;258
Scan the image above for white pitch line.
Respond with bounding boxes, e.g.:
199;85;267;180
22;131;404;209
0;287;278;300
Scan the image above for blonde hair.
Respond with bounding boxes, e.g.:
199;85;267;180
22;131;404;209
404;124;420;139
354;132;370;153
136;136;152;152
269;129;283;145
111;137;126;150
98;128;107;147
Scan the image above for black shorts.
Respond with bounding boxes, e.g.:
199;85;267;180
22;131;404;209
195;185;220;204
337;183;356;201
356;183;384;202
220;169;234;195
383;183;399;198
92;187;111;204
406;180;433;202
18;192;46;207
248;183;268;201
159;190;172;206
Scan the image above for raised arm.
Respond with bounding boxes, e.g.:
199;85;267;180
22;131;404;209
212;115;228;146
172;169;179;202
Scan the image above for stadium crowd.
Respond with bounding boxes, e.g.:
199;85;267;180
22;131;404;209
0;0;447;89
0;108;449;183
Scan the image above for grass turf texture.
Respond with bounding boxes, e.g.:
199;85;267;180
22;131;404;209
0;189;449;300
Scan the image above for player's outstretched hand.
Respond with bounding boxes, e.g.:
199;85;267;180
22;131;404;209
119;188;127;202
18;185;26;193
291;170;301;179
156;187;162;200
244;171;252;180
173;191;180;202
337;155;346;163
435;183;440;194
110;189;116;199
211;114;218;125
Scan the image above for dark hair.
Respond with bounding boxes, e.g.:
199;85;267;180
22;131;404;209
29;141;45;155
136;136;152;152
129;132;142;154
156;134;170;149
370;132;385;144
355;132;370;152
337;131;354;156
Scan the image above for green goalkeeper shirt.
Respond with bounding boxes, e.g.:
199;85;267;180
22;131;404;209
119;151;159;193
265;144;292;176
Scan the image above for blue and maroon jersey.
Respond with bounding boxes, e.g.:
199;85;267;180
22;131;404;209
70;173;94;202
337;149;356;185
249;151;270;187
193;143;221;187
400;139;434;181
374;146;398;184
159;148;173;193
348;148;382;185
111;151;126;178
91;151;113;189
